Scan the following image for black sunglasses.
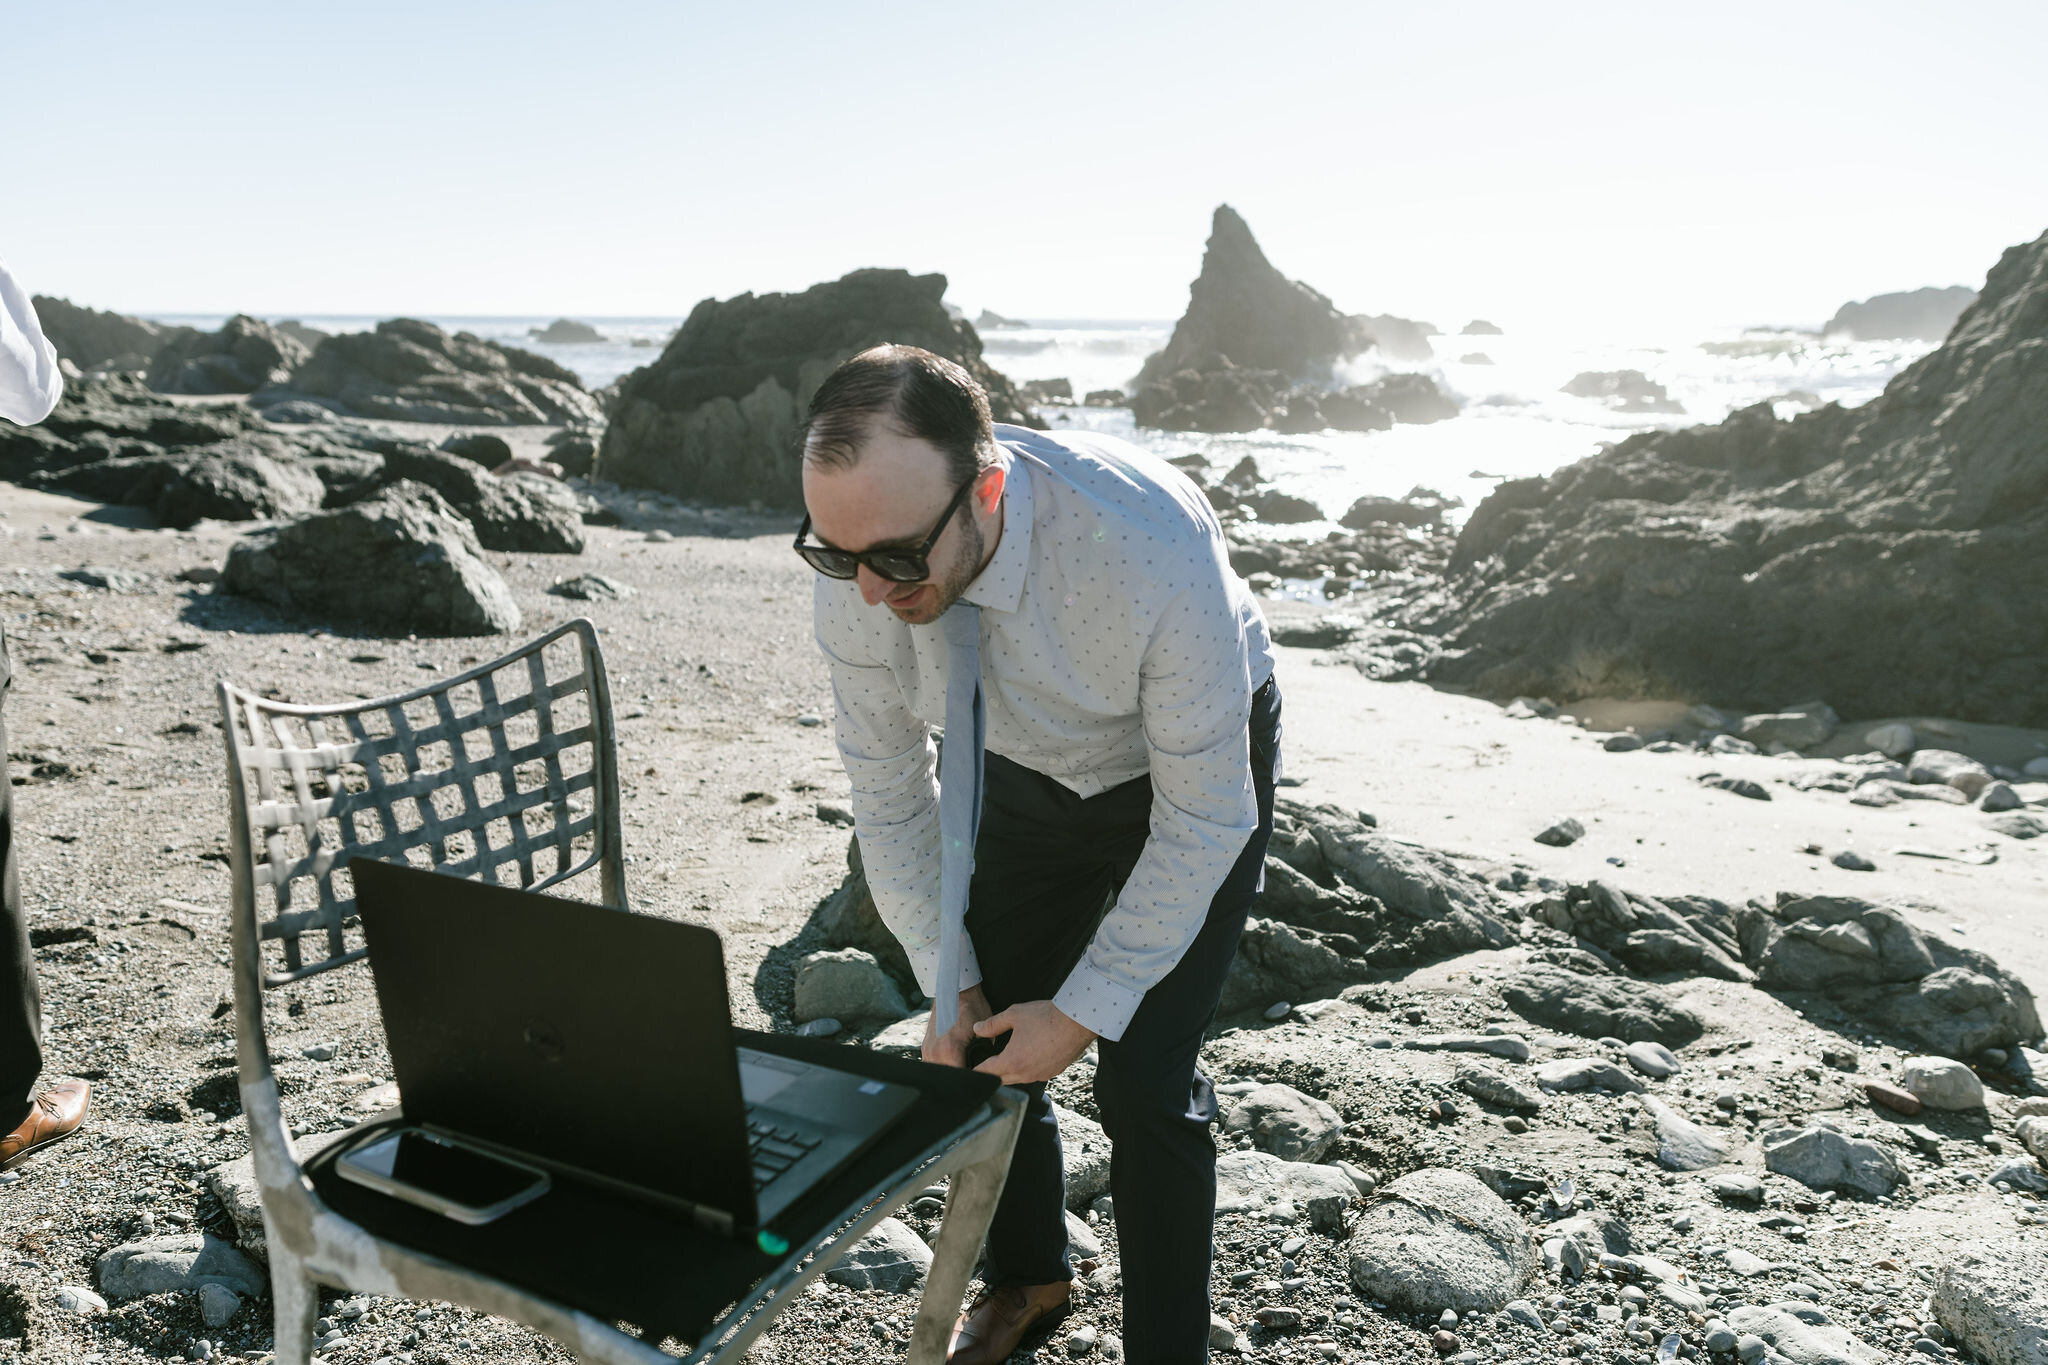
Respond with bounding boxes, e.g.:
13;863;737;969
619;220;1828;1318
794;475;979;583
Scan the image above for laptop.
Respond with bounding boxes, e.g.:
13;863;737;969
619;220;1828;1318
347;858;922;1237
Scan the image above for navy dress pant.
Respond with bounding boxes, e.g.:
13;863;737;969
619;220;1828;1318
0;630;39;1128
964;675;1279;1365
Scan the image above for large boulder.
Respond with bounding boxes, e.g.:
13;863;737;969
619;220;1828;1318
269;319;602;426
1735;893;2039;1055
793;948;910;1025
1407;227;2048;726
596;268;1031;508
1823;284;1977;342
42;441;328;529
377;446;585;553
1933;1242;2048;1365
1;373;261;481
28;296;196;372
220;481;522;636
1346;1169;1535;1314
147;315;310;394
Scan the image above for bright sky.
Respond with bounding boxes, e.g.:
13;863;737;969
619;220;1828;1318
6;2;2045;334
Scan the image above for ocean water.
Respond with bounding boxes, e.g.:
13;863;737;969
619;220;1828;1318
152;312;1935;532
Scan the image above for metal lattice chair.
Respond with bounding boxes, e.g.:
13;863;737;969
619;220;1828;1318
218;618;1025;1364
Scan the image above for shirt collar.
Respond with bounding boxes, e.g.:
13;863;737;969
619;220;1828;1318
963;445;1032;615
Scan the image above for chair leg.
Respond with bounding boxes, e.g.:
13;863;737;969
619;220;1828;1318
906;1153;1008;1365
267;1250;320;1365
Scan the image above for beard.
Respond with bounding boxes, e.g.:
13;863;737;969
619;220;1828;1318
888;513;984;625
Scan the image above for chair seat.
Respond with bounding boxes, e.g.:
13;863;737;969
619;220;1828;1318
302;1030;1000;1349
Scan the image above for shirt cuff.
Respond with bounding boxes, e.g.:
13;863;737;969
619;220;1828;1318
906;936;984;1002
1053;961;1147;1043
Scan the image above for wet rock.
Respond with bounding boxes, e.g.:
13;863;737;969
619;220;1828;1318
270;318;600;425
598;268;1028;507
1724;1303;1884;1365
793;948;910;1025
1931;1242;2048;1365
823;1217;930;1292
1761;1124;1902;1197
1503;966;1704;1047
1347;1168;1535;1314
1641;1097;1728;1170
220;481;522;636
1901;1056;1985;1110
97;1234;266;1300
1223;1083;1345;1162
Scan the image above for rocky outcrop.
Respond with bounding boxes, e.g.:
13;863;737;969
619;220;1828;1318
596;268;1031;508
268;319;602;425
220;482;522;635
378;446;586;553
28;297;195;372
147;315;311;394
528;319;605;344
1128;206;1444;433
1396;227;2048;726
1823;285;1976;342
44;442;327;529
1559;369;1683;415
975;309;1026;330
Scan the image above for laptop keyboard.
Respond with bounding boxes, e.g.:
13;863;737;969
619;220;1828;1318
745;1111;823;1191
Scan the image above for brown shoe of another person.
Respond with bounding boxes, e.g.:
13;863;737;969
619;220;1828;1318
1;1078;91;1172
947;1280;1071;1365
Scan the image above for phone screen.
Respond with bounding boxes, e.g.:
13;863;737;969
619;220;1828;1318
350;1131;546;1209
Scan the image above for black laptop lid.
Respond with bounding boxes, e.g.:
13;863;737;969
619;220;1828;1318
350;858;756;1224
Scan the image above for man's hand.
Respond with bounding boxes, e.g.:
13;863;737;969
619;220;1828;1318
971;1000;1098;1086
923;984;992;1068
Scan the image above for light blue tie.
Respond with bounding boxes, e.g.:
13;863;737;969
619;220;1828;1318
932;600;985;1037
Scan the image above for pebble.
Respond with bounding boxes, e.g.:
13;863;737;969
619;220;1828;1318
1705;1321;1737;1352
1264;1001;1293;1021
1831;850;1876;871
796;713;824;728
1431;1329;1461;1356
795;1018;841;1038
1625;1041;1682;1078
1067;1324;1097;1355
814;801;855;827
302;1043;336;1061
1255;1305;1301;1329
1535;817;1586;847
1736;1334;1768;1362
55;1284;107;1314
1865;1080;1923;1115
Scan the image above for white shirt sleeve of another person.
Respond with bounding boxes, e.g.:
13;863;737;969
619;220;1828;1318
1050;532;1258;1042
0;260;63;426
812;575;982;1002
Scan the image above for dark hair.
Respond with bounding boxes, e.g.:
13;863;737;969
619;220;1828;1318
802;344;996;487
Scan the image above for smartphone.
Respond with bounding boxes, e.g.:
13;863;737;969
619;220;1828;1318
335;1126;551;1225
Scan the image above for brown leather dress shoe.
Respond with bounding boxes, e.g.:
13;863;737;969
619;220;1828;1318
1;1078;91;1171
947;1280;1071;1365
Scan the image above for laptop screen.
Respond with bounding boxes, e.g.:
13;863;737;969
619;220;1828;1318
349;858;758;1224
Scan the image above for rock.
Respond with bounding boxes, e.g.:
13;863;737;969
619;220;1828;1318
260;399;337;424
221;481;522;636
793;948;910;1024
1864;1081;1922;1116
1626;1041;1682;1078
548;573;635;601
1223;1083;1345;1162
1456;1064;1546;1112
208;1129;351;1257
1406;1033;1531;1062
1018;378;1073;405
1711;1173;1766;1206
1901;1056;1985;1110
597;269;1029;507
794;1018;840;1038
1909;749;1993;796
1831;851;1877;872
1340;494;1445;530
1262;1000;1293;1021
1761;1125;1902;1197
97;1234;267;1300
1932;1242;2048;1365
1300;811;1518;963
528;319;605;345
439;432;515;466
1331;1160;1376;1197
1989;813;2047;840
29;296;197;371
1980;781;2023;812
823;1217;930;1292
1503;1299;1544;1329
1823;285;1977;342
1216;917;1360;1016
2028;757;2048;778
1533;1058;1644;1093
1535;818;1585;847
867;1013;927;1057
1701;774;1772;801
1604;733;1645;752
1472;1166;1548;1201
1267;616;1365;649
1064;1210;1101;1261
1724;1249;1779;1277
1346;1168;1535;1315
270;318;601;426
1066;1323;1098;1355
147;315;310;394
1724;1304;1884;1365
1055;1104;1114;1211
372;446;586;553
1990;1159;2048;1194
1408;230;2048;729
1740;704;1839;751
1213;1150;1356;1232
1865;723;1917;758
55;1284;108;1314
1209;1311;1251;1353
1559;369;1685;414
198;1282;241;1328
1503;966;1704;1047
46;442;328;530
1641;1097;1729;1170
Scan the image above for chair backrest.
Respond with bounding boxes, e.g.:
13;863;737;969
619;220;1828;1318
218;618;627;992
